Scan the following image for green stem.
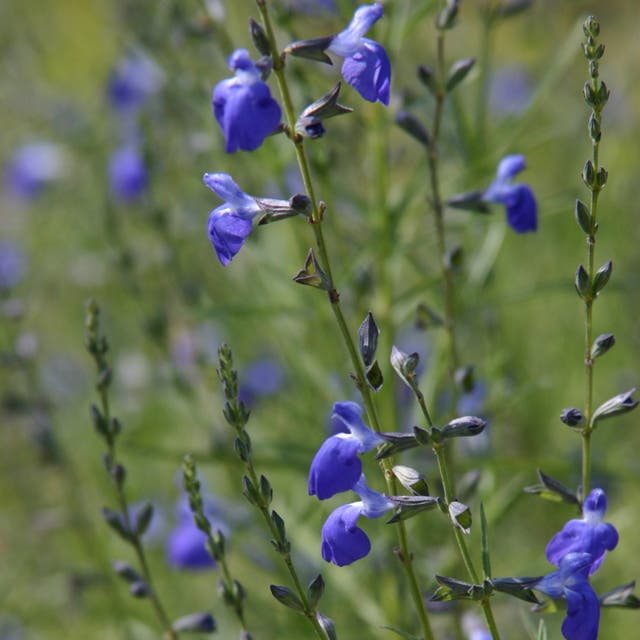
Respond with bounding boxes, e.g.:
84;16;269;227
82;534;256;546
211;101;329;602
428;30;461;399
581;78;603;499
99;397;177;638
256;4;435;639
244;445;327;638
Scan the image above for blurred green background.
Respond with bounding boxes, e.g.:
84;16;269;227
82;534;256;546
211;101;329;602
1;0;639;638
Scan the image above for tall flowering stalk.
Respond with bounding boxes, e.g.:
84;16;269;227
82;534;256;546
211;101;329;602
252;4;436;639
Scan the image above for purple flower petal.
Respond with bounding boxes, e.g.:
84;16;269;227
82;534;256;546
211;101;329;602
496;154;526;181
207;211;253;266
212;50;281;153
340;39;390;105
321;502;371;566
308;434;362;499
503;183;537;233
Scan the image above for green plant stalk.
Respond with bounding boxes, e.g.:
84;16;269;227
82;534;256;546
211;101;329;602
256;4;435;638
226;405;327;638
429;29;461;402
91;370;178;639
411;375;501;640
581;106;602;499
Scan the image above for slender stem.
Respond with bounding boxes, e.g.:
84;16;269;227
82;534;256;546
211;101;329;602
256;4;435;639
428;30;461;399
581;65;603;499
99;395;177;638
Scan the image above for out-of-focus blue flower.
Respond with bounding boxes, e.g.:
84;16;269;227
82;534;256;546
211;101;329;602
546;488;618;576
489;66;532;117
4;142;66;200
482;154;537;233
0;242;25;292
328;3;390;105
309;402;383;500
213;49;282;153
238;358;284;406
534;552;600;640
109;145;148;202
203;172;261;265
108;52;164;113
166;498;226;570
321;475;392;566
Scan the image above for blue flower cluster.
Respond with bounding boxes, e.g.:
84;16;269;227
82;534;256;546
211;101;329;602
308;402;391;566
534;488;618;640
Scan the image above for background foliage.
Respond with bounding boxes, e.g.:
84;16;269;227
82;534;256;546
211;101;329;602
1;0;638;638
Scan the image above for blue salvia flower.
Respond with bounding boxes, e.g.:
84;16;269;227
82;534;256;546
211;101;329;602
320;475;393;566
534;552;600;640
328;3;391;105
0;242;26;292
213;49;282;153
203;172;262;266
108;145;148;202
4;142;65;200
308;401;383;500
107;51;164;113
546;488;618;576
238;357;285;406
482;154;537;233
166;498;227;570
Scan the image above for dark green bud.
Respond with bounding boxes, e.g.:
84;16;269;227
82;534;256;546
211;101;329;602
445;57;475;92
129;580;151;598
387;495;440;523
113;561;142;583
395;110;430;147
588;113;601;143
283;35;334;65
102;507;131;541
575;199;592;235
591;333;615;360
491;577;543;604
358;311;379;367
574;264;591;300
582;159;595;188
259;474;273;505
173;612;217;633
134;502;154;537
592;260;612;295
307;574;325;608
270;585;305;613
592;389;638;426
437;0;459;30
583;15;600;38
249;17;271;57
417;64;436;94
442;416;487;438
316;612;337;640
560;408;584;427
